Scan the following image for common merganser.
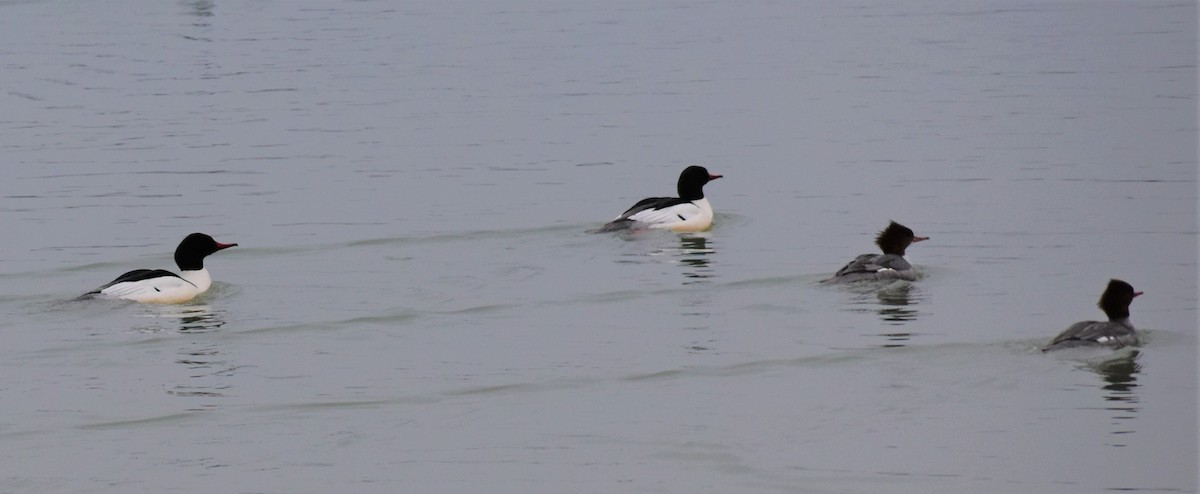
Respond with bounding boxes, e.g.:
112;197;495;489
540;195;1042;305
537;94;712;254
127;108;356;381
592;165;722;233
821;221;929;283
82;233;237;304
1043;279;1142;351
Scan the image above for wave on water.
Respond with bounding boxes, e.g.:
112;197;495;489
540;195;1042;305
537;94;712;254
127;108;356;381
236;303;514;336
77;411;206;430
346;223;587;249
224;333;1169;425
721;273;817;289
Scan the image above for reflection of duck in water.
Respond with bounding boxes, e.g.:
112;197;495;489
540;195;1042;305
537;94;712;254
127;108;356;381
1084;350;1142;443
132;305;226;334
1093;350;1141;395
677;235;715;282
876;281;918;324
176;306;225;333
822;222;928;283
592;166;722;233
839;278;924;345
1043;279;1142;352
183;0;214;17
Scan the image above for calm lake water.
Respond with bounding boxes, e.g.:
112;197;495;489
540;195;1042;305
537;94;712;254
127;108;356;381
1;1;1196;492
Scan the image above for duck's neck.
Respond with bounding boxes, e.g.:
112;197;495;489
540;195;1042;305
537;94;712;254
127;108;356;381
180;268;212;293
1104;307;1131;322
678;185;705;201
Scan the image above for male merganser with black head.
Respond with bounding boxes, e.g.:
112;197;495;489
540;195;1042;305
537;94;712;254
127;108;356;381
821;221;929;283
1043;279;1142;351
82;233;237;304
592;165;722;233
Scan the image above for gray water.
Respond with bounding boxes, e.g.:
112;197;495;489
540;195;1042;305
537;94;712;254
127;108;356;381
1;1;1196;492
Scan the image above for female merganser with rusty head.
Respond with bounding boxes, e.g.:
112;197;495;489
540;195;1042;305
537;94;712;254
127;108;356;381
1043;279;1142;351
592;165;722;233
82;233;237;304
821;221;928;283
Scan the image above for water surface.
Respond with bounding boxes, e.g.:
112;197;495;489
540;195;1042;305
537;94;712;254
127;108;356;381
1;1;1196;493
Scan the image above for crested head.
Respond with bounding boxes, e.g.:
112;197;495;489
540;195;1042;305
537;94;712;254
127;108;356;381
174;233;237;271
1098;279;1141;321
874;221;928;256
677;165;722;201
